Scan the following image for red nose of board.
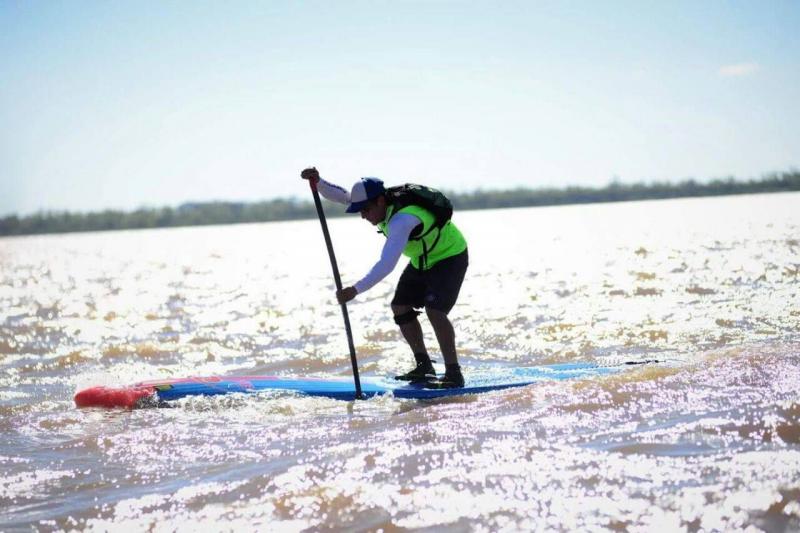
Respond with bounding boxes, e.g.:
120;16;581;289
74;386;155;409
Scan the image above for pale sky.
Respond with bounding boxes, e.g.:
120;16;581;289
1;1;798;216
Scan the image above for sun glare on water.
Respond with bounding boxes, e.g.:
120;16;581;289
1;193;799;530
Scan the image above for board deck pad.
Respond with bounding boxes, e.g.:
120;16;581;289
74;363;627;408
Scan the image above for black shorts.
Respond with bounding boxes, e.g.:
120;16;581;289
391;249;468;314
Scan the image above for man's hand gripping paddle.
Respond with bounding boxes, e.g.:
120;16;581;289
303;167;363;399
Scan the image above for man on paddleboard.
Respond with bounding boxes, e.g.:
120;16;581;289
301;167;468;389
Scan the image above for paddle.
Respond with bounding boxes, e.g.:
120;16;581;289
307;175;364;400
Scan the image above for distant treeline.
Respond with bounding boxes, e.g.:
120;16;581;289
2;170;798;237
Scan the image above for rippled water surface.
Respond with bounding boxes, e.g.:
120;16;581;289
2;193;799;531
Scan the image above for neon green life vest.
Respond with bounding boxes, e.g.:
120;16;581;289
378;204;467;270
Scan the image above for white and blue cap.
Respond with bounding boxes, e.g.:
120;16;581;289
345;177;386;213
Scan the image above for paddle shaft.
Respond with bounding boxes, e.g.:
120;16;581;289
308;179;363;399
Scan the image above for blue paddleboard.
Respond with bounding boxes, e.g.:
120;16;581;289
74;362;633;408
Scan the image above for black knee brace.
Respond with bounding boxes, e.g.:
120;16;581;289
393;309;421;325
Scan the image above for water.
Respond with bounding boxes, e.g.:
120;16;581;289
1;193;799;531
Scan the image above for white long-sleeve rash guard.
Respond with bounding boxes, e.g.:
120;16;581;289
316;178;420;295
